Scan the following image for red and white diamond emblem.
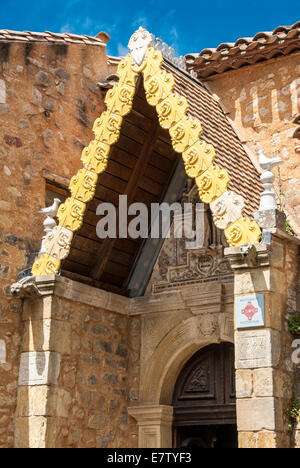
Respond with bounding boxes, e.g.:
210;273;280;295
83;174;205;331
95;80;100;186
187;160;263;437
241;301;258;321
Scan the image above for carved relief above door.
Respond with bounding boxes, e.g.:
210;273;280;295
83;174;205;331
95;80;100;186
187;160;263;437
172;342;236;427
147;182;233;294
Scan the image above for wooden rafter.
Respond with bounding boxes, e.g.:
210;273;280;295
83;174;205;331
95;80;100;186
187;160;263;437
90;98;161;281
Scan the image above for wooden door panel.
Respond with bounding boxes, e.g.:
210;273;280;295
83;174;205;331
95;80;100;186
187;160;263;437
173;343;236;425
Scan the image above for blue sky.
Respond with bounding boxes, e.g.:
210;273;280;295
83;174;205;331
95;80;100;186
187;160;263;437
0;0;298;57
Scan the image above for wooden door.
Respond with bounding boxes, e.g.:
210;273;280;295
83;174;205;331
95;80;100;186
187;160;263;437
172;343;236;427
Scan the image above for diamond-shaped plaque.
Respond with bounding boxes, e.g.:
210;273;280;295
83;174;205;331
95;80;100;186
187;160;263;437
236;294;265;328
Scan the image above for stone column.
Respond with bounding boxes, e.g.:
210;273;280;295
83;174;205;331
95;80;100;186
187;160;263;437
12;275;71;448
225;222;299;448
128;405;173;448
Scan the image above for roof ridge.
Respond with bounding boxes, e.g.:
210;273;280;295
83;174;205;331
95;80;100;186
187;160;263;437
0;29;106;46
186;21;300;78
193;21;300;56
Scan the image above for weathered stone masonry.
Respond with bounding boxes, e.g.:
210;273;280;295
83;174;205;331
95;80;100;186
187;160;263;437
14;276;140;448
226;230;300;448
204;53;300;236
1;25;300;449
0;38;111;447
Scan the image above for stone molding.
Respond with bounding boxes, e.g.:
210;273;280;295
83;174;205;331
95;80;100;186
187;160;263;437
140;315;233;405
11;275;56;298
11;274;130;315
181;283;225;315
128;405;173;426
11;274;236;318
132;283;233;316
225;230;300;271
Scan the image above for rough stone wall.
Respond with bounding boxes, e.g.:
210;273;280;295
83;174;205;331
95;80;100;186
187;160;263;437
54;298;140;448
0;39;111;447
204;53;300;235
16;294;140;448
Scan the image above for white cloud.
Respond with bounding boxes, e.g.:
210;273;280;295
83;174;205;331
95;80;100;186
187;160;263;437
60;23;74;33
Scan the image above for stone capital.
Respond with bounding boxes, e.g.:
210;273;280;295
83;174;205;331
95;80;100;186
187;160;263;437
128;405;173;448
11;274;57;298
225;244;271;270
128;405;173;426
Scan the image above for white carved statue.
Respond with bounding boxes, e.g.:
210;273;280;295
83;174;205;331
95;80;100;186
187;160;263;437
39;198;61;255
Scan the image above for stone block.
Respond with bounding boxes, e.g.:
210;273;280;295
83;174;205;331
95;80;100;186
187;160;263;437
0;79;6;104
236;397;283;431
270;242;285;270
14;416;56;448
235;329;281;369
234;268;286;295
88;412;108;430
235;369;253;398
256;431;278;449
238;431;257;448
22;318;71;354
253;368;274;397
16;386;51;417
55;389;72;418
295;430;300;448
254;209;286;231
22;296;62;321
0;339;6;364
18;351;61;386
263;293;283;331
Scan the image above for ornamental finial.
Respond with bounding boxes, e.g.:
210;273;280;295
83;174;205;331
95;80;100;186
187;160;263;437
128;27;154;65
257;150;283;211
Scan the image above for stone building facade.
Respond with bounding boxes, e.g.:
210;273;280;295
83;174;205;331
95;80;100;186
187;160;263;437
186;23;300;236
0;23;299;448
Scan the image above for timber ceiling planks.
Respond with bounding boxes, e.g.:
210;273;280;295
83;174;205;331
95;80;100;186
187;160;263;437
61;79;180;294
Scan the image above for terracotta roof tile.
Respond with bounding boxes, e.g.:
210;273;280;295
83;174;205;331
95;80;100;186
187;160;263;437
186;21;300;78
0;29;106;46
162;61;262;215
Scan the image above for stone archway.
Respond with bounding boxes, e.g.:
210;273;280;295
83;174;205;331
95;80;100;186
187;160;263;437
128;314;234;448
173;342;237;448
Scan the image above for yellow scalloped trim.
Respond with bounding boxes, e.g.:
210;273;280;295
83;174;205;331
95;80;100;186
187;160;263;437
32;47;261;276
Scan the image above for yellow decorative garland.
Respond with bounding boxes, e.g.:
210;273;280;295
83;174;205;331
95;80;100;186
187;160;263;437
32;48;261;277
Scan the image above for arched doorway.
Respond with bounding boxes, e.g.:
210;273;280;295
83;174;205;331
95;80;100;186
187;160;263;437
172;342;238;448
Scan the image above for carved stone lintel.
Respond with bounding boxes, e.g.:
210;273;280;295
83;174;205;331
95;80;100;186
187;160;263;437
181;283;224;315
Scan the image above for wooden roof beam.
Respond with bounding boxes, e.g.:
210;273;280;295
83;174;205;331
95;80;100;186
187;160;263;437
90;113;161;281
